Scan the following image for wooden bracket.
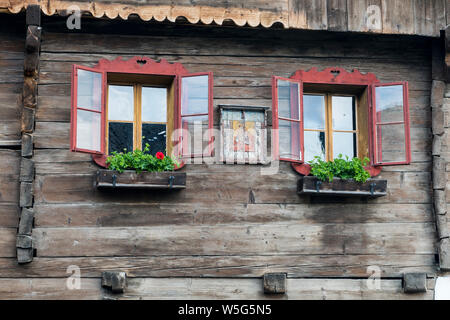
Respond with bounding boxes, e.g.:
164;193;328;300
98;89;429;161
263;273;286;294
101;271;127;293
21;134;33;158
16;235;33;264
26;4;41;26
403;273;427;293
20;158;35;183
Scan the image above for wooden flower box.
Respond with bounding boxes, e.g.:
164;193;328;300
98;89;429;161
96;170;186;190
298;176;387;198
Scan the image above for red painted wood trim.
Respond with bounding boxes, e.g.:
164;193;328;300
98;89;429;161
291;163;382;178
291;67;380;85
372;82;411;166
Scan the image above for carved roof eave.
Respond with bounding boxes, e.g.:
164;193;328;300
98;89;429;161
2;0;289;28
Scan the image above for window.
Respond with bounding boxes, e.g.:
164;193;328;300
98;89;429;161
70;57;214;167
272;68;411;171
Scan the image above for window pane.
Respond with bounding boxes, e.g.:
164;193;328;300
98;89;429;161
108;85;134;121
181;115;209;156
142;123;166;155
108;122;133;154
77;69;102;111
181;75;209;115
279;119;301;161
333;132;356;159
377;123;406;163
277;80;300;120
375;85;404;123
142;87;167;123
304;131;326;163
332;96;356;131
76;109;101;152
304;95;325;130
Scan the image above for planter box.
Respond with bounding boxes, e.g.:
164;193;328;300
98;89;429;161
96;170;186;190
298;176;387;198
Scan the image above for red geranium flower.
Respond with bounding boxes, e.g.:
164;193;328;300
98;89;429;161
156;152;165;160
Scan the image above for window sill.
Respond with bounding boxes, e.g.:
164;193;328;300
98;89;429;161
95;170;186;190
297;176;387;198
291;163;382;177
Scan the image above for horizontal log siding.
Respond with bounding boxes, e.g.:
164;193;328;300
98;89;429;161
14;25;436;299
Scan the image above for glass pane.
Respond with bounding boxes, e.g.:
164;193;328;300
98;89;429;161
377;123;406;163
304;95;325;130
277;80;300;120
108;122;133;154
142;123;167;155
278;119;301;161
108;85;134;121
375;85;405;123
76;109;101;152
304;131;326;163
181;75;209;115
332;96;356;131
77;69;102;111
333;132;356;159
181;115;209;156
142;87;167;123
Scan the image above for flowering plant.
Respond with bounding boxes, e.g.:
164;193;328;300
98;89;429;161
106;143;179;173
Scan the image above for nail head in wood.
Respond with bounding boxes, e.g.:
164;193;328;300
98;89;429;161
263;273;286;294
102;271;127;293
403;273;427;293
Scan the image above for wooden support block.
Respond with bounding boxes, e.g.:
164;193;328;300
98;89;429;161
263;273;286;294
102;271;127;293
432;134;442;156
439;238;450;271
431;80;445;108
24;52;39;77
17;248;33;264
21;134;33;158
433;156;446;190
21;107;35;133
432;107;445;135
19;182;33;208
20;158;34;182
23;77;37;108
436;213;449;240
16;234;32;249
434;190;448;215
403;273;427;293
25;26;41;53
26;4;41;26
18;208;34;236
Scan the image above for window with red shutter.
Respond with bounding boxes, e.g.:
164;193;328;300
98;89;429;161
69;57;214;168
271;68;411;176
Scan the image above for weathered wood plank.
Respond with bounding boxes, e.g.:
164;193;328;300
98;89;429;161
348;0;382;33
0;254;436;278
382;0;415;34
0;277;434;300
33;223;436;257
33;202;433;228
108;278;433;300
0;228;18;258
326;0;347;31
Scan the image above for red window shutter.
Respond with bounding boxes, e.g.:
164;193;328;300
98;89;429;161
70;65;106;155
272;76;304;163
371;82;411;165
178;72;214;158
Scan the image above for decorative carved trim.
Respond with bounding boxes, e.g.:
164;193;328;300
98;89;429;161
291;67;380;85
94;56;189;76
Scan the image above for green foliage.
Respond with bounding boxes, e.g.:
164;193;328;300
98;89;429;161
308;154;371;183
106;143;179;173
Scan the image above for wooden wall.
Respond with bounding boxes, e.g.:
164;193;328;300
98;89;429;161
0;17;439;299
0;15;23;269
0;0;448;37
